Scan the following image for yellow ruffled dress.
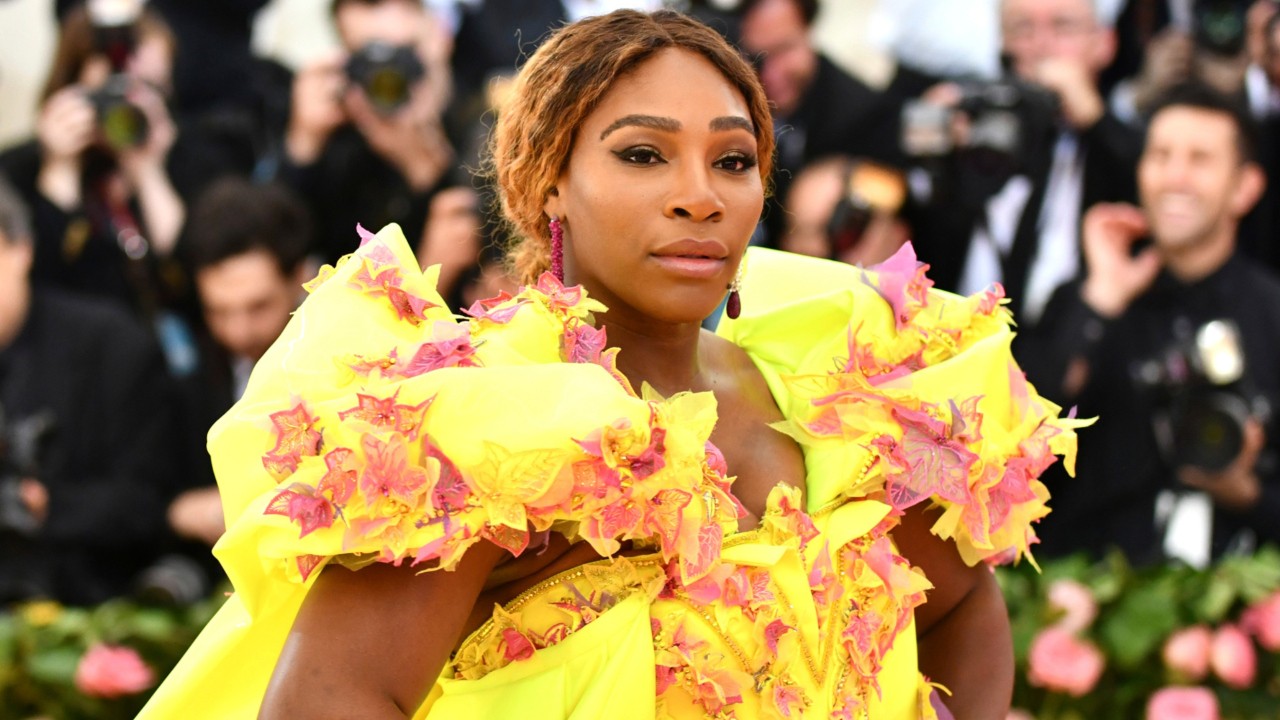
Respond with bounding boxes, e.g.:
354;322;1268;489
139;225;1085;719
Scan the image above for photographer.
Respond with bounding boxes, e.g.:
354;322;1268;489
780;155;909;267
0;3;186;319
1024;83;1280;565
281;0;464;266
737;0;899;247
0;174;175;605
906;0;1143;326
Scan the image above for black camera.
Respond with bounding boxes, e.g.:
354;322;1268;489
344;42;425;115
1192;0;1251;57
88;74;149;151
0;403;56;536
1132;319;1266;471
826;161;907;259
901;77;1058;206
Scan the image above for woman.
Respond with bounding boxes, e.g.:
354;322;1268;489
141;10;1083;719
0;4;184;316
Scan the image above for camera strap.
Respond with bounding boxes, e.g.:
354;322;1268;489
89;177;161;320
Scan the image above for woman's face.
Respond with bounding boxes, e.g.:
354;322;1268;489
78;34;173;94
546;48;764;327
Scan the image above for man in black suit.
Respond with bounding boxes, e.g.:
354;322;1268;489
908;0;1143;327
0;175;175;605
1025;84;1280;565
167;178;311;551
737;0;899;246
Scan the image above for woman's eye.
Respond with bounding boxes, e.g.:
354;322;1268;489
716;153;758;173
615;146;664;165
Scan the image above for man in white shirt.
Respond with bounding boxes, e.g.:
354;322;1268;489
908;0;1143;327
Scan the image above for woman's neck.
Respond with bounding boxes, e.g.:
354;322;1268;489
602;316;708;398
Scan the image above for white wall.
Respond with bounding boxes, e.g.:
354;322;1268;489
813;0;893;89
0;0;58;149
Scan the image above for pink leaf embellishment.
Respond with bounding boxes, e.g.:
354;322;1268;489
532;272;585;312
422;437;469;514
296;554;325;582
646;489;691;556
883;405;978;511
262;403;323;477
501;628;536;662
386;286;438;326
359;433;430;510
397;321;478;377
764;619;793;656
316;447;358;505
865;242;933;329
680;523;723;583
563;319;607;364
482;523;531;556
339;393;432;438
264;483;336;537
463;291;527;324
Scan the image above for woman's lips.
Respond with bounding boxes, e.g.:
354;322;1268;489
649;254;728;278
649;238;731;278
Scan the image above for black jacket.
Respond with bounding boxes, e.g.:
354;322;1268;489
0;289;176;604
910;111;1143;322
1022;253;1280;563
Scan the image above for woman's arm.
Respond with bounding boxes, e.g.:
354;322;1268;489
260;539;507;720
120;84;184;257
893;504;1013;720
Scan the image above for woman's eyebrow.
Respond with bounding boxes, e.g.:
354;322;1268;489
710;116;754;134
600;114;680;140
599;114;755;140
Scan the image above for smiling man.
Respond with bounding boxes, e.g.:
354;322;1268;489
1023;82;1280;565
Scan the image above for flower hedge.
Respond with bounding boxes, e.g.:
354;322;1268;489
999;546;1280;719
1;547;1277;719
0;594;223;720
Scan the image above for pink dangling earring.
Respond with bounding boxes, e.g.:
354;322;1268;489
726;271;742;320
549;216;565;283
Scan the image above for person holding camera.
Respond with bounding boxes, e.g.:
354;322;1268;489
0;173;176;605
1024;83;1280;566
907;0;1143;328
280;0;467;271
737;0;899;248
0;3;187;320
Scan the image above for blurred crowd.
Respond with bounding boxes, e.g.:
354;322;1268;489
0;0;1278;608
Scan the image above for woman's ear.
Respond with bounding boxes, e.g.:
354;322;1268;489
543;186;562;221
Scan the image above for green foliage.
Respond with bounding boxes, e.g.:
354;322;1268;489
3;549;1280;718
0;593;225;720
1000;547;1280;720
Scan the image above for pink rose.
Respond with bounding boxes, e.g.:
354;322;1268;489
1146;686;1219;720
1027;627;1105;697
1162;626;1212;681
1209;625;1256;689
1046;578;1098;634
74;644;155;699
1241;591;1280;652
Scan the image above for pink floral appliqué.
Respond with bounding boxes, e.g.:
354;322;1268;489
262;402;323;477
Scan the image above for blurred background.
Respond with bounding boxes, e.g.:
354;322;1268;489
0;1;1278;717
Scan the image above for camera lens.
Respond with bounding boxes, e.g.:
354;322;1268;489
1175;393;1250;471
99;102;148;150
365;67;411;111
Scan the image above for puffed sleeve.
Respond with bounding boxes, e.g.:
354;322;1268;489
717;244;1091;567
210;225;742;594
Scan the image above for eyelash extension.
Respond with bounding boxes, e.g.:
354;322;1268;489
614;146;664;165
612;147;759;173
718;153;759;172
